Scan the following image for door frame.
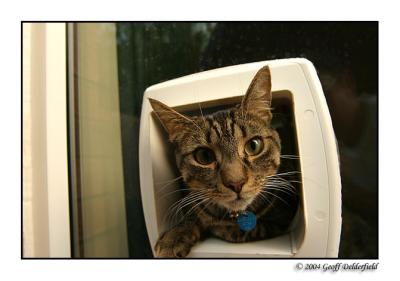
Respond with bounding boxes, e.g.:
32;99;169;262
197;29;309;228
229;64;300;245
23;22;71;258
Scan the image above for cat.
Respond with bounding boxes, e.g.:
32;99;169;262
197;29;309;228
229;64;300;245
149;66;299;258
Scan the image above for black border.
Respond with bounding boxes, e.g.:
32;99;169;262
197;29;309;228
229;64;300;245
21;22;23;259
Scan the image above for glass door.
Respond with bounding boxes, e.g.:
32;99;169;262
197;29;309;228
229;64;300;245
66;22;377;258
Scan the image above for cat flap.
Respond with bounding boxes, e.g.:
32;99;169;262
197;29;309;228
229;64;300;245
139;58;342;257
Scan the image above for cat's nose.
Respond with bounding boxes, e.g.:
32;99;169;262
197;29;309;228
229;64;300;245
224;179;246;194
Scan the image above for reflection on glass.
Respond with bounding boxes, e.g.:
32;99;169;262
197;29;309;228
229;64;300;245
68;23;128;257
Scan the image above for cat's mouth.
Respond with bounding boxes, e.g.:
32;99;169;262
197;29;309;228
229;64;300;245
228;198;251;211
224;192;256;211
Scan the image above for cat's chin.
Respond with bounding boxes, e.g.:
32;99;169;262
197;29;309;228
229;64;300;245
221;197;253;212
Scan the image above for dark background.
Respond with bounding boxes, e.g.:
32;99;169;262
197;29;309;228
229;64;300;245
116;22;378;258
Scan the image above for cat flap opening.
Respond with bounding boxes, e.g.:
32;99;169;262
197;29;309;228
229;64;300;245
139;58;342;257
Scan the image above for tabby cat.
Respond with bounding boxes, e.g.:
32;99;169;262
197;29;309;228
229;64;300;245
149;66;298;258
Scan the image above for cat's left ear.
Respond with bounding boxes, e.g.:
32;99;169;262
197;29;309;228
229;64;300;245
149;98;195;143
240;65;272;122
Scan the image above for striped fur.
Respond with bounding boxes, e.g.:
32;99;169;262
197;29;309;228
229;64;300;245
151;66;298;258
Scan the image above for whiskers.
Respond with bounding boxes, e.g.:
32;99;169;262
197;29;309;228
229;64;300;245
280;154;300;160
258;171;301;206
155;176;184;193
163;189;212;226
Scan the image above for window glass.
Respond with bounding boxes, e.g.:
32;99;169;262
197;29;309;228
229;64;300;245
68;22;377;258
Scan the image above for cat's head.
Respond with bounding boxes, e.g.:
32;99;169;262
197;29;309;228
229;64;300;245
149;66;280;212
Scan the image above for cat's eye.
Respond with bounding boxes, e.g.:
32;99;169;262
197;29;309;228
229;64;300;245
244;137;264;156
194;148;216;165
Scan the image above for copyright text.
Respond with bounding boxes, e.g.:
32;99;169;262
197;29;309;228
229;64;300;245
295;262;379;273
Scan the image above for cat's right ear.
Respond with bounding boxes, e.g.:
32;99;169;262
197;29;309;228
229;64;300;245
149;98;194;142
240;65;272;122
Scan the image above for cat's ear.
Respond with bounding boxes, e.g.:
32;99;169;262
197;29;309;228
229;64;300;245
149;98;195;142
240;65;272;122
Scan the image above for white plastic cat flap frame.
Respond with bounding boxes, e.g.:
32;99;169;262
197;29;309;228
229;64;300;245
139;58;342;258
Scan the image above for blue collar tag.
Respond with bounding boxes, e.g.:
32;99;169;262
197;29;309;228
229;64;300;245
237;211;257;232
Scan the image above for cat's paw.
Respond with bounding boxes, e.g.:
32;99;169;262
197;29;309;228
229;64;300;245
155;239;191;258
154;230;196;258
